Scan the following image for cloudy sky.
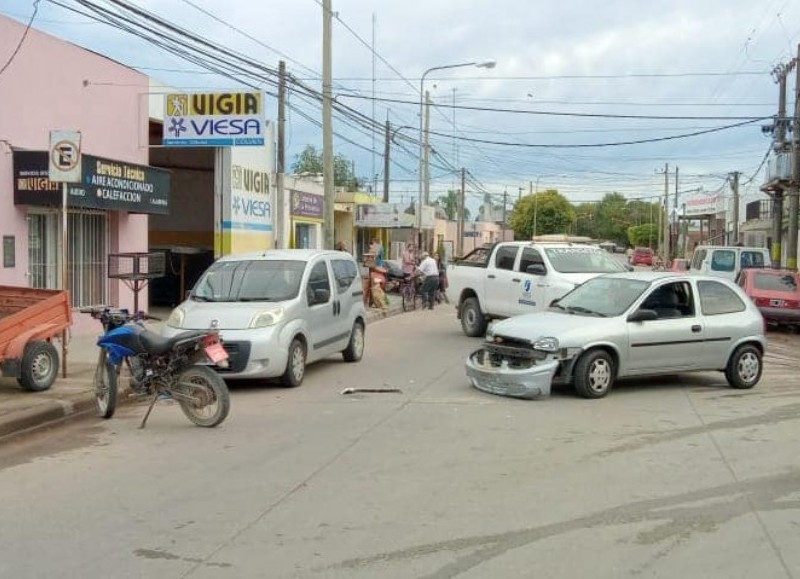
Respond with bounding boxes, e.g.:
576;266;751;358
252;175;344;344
3;0;799;215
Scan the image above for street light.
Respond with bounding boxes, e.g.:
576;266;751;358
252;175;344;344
418;60;496;249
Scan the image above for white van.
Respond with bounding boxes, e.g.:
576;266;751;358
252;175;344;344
688;245;770;281
162;249;366;387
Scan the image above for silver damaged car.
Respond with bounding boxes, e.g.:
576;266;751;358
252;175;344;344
466;272;766;399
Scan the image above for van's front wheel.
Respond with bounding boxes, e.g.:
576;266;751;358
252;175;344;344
461;298;487;337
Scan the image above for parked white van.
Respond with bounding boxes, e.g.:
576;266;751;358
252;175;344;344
162;250;366;387
688;245;770;281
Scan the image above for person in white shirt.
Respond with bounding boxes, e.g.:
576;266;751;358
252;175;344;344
417;251;440;310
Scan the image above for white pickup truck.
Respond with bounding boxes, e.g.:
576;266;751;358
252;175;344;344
446;241;630;336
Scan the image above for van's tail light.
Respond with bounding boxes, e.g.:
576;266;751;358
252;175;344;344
754;297;770;307
785;300;800;309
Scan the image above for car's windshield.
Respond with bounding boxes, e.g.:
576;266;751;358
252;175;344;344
544;247;628;274
554;276;650;317
192;260;306;302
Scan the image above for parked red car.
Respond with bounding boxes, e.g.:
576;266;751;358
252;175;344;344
736;268;800;325
631;247;653;266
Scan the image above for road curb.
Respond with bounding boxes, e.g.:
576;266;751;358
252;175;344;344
0;304;406;441
0;394;97;441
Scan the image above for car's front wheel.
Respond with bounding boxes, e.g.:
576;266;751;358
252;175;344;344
573;349;614;399
281;338;306;387
725;344;762;389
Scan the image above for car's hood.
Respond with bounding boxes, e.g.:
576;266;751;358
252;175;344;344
171;300;288;330
490;311;615;345
553;271;610;286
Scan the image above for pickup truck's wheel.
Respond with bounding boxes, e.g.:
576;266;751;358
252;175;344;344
725;344;762;389
573;349;614;399
461;297;488;337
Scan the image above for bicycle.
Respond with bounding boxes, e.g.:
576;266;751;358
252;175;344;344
401;273;424;312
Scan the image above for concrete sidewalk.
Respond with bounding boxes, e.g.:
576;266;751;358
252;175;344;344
0;295;405;440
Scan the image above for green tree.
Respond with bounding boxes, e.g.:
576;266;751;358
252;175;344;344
436;190;471;221
436;190;458;220
510;189;575;239
627;224;659;248
291;145;362;189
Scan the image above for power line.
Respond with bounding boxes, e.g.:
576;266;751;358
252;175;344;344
424;117;767;149
338;93;770;121
0;0;40;77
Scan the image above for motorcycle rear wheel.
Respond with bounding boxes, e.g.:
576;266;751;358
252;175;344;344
176;365;230;427
94;351;118;419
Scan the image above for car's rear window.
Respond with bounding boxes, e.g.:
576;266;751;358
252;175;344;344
753;272;799;293
192;260;306;302
544;247;627;274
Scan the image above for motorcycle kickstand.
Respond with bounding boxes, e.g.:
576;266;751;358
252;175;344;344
139;391;160;429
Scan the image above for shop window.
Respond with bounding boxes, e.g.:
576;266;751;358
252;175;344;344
28;210;107;307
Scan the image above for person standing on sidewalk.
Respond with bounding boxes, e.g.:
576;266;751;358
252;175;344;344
417;251;439;310
401;243;417;275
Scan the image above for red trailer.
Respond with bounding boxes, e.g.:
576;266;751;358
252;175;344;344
0;286;72;391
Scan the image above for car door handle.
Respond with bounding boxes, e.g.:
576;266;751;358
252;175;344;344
512;278;521;283
691;324;702;333
488;274;496;279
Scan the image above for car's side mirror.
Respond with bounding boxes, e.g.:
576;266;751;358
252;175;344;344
526;263;547;275
625;264;634;271
628;308;658;322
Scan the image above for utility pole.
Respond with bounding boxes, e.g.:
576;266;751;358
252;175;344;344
730;171;740;245
530;180;537;239
673;166;679;258
382;119;390;203
322;0;334;249
422;91;431;251
770;61;792;268
276;60;287;249
788;43;800;271
502;188;508;240
662;163;669;259
457;167;466;258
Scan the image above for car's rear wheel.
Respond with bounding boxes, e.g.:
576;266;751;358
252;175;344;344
725;344;762;389
461;297;487;337
573;349;614;399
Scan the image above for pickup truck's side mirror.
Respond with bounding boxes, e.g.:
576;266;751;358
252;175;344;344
625;264;634;272
526;263;547;275
627;308;658;322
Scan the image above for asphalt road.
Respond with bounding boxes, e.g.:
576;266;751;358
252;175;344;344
1;308;800;578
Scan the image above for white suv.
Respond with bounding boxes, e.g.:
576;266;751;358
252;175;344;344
163;249;366;387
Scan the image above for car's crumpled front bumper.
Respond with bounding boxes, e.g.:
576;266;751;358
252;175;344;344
466;348;560;399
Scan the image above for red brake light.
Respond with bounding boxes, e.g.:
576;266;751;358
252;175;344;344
754;297;770;307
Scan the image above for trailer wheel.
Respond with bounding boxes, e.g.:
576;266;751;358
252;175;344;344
17;341;60;392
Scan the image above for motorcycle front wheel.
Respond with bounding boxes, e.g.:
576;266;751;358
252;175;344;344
175;365;230;428
94;350;118;419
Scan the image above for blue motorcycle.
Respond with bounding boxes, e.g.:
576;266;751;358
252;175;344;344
81;307;231;428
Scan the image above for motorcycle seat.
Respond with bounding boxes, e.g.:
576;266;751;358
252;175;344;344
139;329;211;355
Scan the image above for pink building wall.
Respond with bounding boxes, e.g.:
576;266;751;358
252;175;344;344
0;15;150;330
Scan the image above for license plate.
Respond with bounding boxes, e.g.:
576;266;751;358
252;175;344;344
204;342;229;364
770;299;785;307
